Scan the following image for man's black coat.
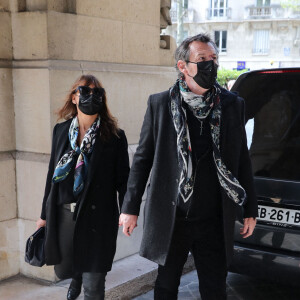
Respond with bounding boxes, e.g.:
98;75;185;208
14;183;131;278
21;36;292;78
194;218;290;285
41;119;130;273
121;87;258;266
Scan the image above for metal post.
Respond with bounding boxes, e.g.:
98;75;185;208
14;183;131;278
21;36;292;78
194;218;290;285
177;0;184;45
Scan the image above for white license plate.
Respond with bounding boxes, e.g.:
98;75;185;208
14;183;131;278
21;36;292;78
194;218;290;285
258;205;300;226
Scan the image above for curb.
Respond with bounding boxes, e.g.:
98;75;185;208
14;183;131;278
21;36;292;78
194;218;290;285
106;254;195;299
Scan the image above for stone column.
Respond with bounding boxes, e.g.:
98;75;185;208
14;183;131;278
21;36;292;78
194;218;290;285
0;2;18;280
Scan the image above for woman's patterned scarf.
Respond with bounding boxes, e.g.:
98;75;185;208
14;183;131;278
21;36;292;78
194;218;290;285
170;79;246;206
52;116;100;196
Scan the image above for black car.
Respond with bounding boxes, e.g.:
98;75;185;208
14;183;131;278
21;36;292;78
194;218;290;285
229;68;300;286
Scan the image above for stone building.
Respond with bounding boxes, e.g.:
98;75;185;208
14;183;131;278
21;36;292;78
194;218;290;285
163;0;300;70
0;0;177;282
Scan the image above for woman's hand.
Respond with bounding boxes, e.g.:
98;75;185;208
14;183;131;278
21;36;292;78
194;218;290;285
36;218;46;229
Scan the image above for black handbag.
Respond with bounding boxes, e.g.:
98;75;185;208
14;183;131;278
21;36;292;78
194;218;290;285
25;226;45;267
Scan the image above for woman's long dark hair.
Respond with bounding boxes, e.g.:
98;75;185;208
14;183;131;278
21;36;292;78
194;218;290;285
57;74;119;141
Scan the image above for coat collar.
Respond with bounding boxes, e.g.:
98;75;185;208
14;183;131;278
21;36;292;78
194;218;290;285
219;87;240;154
84;133;103;187
218;86;238;109
54;119;72;166
76;133;104;218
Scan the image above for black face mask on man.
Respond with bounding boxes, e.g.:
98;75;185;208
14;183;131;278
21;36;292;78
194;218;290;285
186;60;218;89
75;86;104;115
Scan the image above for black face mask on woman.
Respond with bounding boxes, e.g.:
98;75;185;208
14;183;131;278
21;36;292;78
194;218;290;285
186;60;218;89
75;86;104;115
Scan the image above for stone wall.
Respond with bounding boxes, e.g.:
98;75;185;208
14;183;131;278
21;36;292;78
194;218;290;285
0;0;177;281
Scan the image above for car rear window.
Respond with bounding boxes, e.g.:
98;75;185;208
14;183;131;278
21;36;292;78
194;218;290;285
243;71;300;182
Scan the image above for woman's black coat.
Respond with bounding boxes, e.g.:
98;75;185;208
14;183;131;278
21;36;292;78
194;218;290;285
41;119;130;273
121;87;258;267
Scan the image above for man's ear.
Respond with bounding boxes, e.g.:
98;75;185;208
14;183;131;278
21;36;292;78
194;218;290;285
177;60;187;74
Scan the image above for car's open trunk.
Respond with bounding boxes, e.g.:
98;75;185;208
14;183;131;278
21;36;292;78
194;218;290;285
231;68;300;251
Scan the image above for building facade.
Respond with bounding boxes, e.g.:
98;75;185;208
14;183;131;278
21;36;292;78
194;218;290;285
0;0;177;282
164;0;300;70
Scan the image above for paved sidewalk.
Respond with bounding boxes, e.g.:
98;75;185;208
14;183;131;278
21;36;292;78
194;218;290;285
0;254;192;300
1;266;300;299
133;270;300;300
0;275;72;300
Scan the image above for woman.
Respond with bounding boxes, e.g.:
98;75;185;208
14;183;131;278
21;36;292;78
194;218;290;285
36;74;130;300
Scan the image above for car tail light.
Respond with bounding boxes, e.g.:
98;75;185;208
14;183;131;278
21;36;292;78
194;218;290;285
258;70;300;74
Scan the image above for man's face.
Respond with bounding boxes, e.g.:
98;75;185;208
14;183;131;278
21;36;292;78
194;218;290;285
177;41;218;92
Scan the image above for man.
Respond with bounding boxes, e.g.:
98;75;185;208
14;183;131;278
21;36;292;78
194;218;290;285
119;33;257;299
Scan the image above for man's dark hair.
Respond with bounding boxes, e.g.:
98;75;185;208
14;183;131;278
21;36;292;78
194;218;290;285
174;33;219;76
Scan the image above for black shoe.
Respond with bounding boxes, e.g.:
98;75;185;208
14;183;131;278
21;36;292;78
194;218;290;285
67;280;82;300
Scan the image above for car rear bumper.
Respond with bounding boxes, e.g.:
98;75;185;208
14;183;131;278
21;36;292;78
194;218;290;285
229;244;300;286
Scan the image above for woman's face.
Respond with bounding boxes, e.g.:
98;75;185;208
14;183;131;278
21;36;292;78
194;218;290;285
72;82;96;107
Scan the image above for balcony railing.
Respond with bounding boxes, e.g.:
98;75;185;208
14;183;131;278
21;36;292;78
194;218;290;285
170;8;195;23
252;48;269;55
249;6;271;17
206;7;232;19
246;5;283;19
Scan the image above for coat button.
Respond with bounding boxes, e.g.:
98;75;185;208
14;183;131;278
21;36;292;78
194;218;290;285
92;229;96;233
91;205;96;210
176;179;179;183
172;201;176;206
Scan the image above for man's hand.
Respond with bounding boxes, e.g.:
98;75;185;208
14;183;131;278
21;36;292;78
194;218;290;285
119;213;138;237
240;217;256;238
36;218;46;229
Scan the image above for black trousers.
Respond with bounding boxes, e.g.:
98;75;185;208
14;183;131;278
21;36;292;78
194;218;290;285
54;206;106;300
54;206;75;279
154;218;227;300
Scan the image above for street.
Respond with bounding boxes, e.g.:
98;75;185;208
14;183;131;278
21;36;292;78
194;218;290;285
134;270;300;300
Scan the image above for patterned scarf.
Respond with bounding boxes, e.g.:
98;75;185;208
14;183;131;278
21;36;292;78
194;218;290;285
52;116;100;196
170;79;246;206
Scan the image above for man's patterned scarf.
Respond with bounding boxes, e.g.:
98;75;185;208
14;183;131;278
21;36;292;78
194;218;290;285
52;116;100;195
170;79;246;205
